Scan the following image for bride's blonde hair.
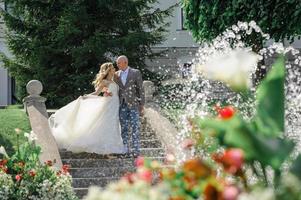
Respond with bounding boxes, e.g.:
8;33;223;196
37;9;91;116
92;62;114;88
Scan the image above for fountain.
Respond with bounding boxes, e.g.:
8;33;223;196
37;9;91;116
157;21;301;157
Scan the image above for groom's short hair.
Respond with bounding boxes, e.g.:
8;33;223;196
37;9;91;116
117;55;128;63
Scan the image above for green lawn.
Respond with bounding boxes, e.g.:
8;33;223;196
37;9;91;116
0;105;31;155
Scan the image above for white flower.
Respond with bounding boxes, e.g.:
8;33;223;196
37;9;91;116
196;49;259;91
24;131;38;142
0;146;9;158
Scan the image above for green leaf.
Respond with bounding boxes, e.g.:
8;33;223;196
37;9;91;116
290;155;301;181
199;114;294;170
251;135;295;169
254;56;285;136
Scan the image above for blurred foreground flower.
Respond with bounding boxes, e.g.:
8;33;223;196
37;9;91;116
181;138;195;149
196;50;259;91
183;158;212;179
215;105;236;120
213;148;244;175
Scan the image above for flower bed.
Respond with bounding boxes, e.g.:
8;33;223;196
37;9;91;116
0;130;78;200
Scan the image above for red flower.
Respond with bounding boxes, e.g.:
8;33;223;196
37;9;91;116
215;105;235;120
62;164;70;173
122;172;135;184
0;159;8;166
29;170;36;177
45;160;53;166
138;169;152;183
135;156;144;167
15;174;22;182
213;148;244;174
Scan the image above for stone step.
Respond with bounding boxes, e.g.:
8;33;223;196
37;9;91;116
60;148;165;159
141;139;162;148
72;166;175;198
62;157;165;168
69;167;136;178
74;188;89;199
140;133;158;140
72;177;119;188
69;163;173;179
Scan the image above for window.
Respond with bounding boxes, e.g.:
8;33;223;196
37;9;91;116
180;8;187;30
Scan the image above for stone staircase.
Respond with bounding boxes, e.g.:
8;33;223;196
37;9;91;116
59;119;166;199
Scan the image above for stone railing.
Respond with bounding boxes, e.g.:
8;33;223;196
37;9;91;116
143;81;180;157
23;80;62;169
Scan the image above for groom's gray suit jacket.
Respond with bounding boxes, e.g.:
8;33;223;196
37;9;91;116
115;67;145;108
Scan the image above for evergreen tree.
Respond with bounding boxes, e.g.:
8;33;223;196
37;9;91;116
0;0;174;107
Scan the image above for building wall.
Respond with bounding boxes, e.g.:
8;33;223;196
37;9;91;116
146;0;199;78
0;65;12;107
154;0;198;48
0;2;13;106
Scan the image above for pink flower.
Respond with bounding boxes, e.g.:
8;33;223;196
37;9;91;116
138;169;152;183
213;148;244;174
181;138;195;149
222;185;240;200
135;156;145;167
15;174;22;182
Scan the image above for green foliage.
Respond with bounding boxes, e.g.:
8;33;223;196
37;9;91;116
290;155;301;181
0;107;30;155
182;0;301;44
0;131;78;200
0;0;174;107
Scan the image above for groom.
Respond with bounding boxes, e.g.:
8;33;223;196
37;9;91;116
115;55;145;158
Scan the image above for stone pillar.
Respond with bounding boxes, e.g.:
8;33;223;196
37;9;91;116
23;80;62;169
143;81;155;103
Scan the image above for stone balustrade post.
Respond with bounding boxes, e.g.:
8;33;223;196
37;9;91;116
143;80;155;104
23;80;62;169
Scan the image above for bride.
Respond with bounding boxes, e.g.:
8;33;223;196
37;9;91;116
49;62;125;154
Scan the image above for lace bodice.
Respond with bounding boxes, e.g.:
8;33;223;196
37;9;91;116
106;81;119;97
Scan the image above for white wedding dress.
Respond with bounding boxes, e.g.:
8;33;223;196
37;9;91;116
48;81;125;154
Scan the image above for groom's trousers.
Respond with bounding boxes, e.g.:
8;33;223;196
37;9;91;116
119;101;140;155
